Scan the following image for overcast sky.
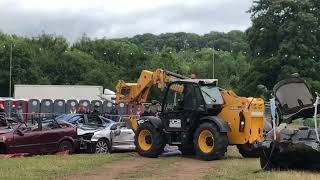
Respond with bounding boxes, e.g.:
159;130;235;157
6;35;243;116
0;0;253;42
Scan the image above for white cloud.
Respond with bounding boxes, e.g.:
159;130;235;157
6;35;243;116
0;0;253;42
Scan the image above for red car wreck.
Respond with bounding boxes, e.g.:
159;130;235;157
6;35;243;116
0;118;79;155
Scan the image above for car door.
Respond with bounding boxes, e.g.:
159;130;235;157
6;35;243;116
38;120;64;153
112;125;135;147
11;124;42;154
161;82;198;132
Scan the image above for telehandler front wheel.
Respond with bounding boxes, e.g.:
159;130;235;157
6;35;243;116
135;122;165;158
194;123;228;161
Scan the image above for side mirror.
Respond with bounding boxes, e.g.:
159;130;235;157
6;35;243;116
16;129;24;136
197;104;205;111
110;124;117;130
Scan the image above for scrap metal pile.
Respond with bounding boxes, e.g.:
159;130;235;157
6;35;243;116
259;77;320;170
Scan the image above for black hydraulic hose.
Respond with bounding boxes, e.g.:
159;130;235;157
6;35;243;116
262;140;277;170
254;140;277;173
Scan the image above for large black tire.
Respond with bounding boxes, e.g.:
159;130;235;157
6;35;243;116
178;144;194;155
194;123;228;161
135;122;165;158
58;140;74;153
237;144;260;158
94;139;110;154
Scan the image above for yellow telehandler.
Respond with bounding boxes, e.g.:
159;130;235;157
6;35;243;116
116;69;265;160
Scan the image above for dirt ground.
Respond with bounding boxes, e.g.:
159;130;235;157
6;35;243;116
65;153;215;180
63;148;320;180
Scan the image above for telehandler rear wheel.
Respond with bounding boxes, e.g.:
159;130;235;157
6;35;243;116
194;123;228;161
135;122;165;158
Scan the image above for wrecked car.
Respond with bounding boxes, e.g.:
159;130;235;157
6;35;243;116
56;113;112;125
0;119;78;154
77;116;135;153
260;77;320;170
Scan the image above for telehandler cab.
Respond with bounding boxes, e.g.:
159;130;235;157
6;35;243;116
116;69;265;160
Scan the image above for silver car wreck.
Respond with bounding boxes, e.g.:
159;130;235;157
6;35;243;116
77;115;135;153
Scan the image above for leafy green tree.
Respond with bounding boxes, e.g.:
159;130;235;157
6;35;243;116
0;27;252;97
240;0;320;96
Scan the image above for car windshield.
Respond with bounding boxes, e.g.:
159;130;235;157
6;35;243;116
200;85;224;105
100;116;114;124
55;114;67;120
85;116;109;127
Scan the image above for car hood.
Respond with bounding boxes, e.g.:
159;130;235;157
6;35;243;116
273;77;315;123
0;128;14;135
77;124;106;135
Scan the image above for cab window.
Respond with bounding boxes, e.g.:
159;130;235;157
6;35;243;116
200;85;224;105
164;83;197;112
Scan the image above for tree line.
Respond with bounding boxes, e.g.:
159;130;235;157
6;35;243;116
0;31;250;98
0;0;319;100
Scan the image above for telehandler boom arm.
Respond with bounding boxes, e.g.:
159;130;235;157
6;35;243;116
115;69;188;104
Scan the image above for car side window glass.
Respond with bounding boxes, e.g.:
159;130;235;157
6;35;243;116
42;120;60;130
18;124;28;132
59;123;70;128
30;122;41;131
70;116;80;122
77;117;84;123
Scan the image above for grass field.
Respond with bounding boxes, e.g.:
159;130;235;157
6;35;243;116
0;147;320;180
0;153;128;180
204;147;320;180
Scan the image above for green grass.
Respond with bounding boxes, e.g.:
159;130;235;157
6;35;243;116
204;147;320;180
0;153;128;180
1;147;320;180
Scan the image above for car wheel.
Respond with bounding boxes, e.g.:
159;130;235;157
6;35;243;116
95;139;110;153
59;140;74;153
